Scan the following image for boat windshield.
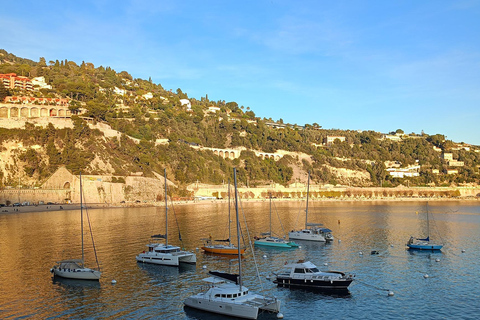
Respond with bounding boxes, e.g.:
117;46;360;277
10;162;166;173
294;268;305;273
306;268;319;273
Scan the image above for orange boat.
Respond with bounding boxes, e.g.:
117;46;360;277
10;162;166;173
201;180;245;255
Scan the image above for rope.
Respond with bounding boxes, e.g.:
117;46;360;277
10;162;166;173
169;198;185;248
238;194;266;295
272;200;287;237
354;278;391;292
82;188;100;271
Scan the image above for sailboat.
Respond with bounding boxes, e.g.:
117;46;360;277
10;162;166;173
254;194;299;248
184;168;282;319
51;172;101;280
201;180;245;255
407;202;443;250
289;171;333;242
136;169;196;266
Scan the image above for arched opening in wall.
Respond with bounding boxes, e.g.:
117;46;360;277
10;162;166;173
31;107;39;117
63;182;71;189
219;151;224;158
20;107;29;117
230;151;235;159
40;108;48;117
0;107;8;118
214;150;219;156
10;107;19;118
58;109;66;117
66;110;72;116
49;108;58;116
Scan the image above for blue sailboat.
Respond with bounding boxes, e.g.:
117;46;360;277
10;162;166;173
407;202;443;250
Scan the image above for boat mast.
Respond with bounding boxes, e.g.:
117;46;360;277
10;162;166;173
234;168;242;290
426;202;430;239
228;179;231;247
269;193;272;235
80;172;84;268
305;171;310;229
164;168;168;246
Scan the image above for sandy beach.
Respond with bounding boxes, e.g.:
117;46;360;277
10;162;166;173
1;196;478;215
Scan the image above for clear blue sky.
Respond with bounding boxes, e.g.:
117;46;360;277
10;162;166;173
2;0;479;145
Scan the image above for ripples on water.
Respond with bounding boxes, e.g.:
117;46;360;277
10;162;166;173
1;201;480;319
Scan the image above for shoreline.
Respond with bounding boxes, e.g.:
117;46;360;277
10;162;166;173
1;196;478;214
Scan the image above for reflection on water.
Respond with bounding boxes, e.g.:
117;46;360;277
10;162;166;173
0;201;479;319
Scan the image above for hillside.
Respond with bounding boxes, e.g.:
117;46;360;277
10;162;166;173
1;49;479;195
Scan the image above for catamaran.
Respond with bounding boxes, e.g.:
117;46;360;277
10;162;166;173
184;168;282;319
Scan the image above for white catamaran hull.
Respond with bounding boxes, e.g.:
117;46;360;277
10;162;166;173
185;296;259;319
136;252;196;266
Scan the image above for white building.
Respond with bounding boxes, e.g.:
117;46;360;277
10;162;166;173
180;99;191;110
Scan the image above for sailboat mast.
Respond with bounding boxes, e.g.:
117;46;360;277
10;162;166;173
269;193;272;235
233;168;242;290
80;172;84;268
228;179;231;247
426;202;430;239
164;168;168;246
305;171;310;229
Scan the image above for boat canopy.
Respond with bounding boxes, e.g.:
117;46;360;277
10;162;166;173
319;228;332;233
209;271;239;284
417;236;430;241
214;238;230;242
260;232;271;236
151;234;166;239
201;277;226;284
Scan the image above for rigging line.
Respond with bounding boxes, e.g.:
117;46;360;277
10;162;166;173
272;200;287;236
238;193;266;296
82;187;100;271
169;197;184;247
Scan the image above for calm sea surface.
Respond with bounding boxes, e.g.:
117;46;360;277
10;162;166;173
1;200;480;319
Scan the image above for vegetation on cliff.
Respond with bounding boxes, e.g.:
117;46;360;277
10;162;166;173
0;49;479;193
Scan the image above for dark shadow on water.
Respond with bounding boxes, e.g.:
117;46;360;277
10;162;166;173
52;276;101;289
202;251;246;260
276;285;352;300
184;306;280;320
137;261;196;280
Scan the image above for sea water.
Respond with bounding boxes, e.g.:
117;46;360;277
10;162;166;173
0;200;479;319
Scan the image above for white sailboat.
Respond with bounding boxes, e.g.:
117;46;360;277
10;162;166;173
184;168;282;319
289;171;333;242
51;172;101;280
136;169;196;266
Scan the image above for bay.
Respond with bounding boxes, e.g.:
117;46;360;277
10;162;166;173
1;200;479;319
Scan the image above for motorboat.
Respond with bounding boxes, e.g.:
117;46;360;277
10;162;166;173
289;171;333;242
184;168;281;319
274;260;354;291
51;172;102;280
136;169;196;266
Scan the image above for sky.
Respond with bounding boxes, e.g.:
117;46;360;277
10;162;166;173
1;0;480;145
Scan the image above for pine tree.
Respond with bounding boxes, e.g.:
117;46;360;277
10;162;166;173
0;81;9;101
